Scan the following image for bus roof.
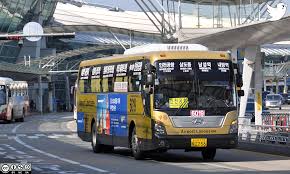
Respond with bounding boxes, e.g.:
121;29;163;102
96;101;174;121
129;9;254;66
80;48;229;67
124;44;208;55
0;77;13;85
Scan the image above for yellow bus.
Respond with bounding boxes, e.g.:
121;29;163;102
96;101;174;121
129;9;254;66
76;44;243;160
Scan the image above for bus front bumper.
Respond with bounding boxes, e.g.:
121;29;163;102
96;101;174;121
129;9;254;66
140;134;238;151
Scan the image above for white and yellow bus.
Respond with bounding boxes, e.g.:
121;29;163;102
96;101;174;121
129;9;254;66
0;77;29;122
76;44;243;160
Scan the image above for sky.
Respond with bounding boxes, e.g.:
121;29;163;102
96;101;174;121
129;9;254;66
85;0;290;16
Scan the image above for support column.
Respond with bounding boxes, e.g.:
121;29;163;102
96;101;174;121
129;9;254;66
47;76;54;112
239;46;257;124
38;75;43;114
284;76;288;93
178;0;182;29
254;47;263;125
65;73;71;112
276;77;279;93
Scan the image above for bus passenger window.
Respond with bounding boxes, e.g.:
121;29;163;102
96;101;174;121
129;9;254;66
108;77;114;92
115;77;123;82
102;78;109;92
129;75;141;92
79;80;85;93
91;79;101;93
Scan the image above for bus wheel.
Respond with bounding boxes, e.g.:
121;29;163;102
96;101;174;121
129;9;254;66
7;111;13;123
131;127;144;160
201;148;216;161
91;122;102;153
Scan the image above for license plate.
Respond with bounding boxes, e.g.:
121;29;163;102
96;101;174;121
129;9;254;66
191;138;207;147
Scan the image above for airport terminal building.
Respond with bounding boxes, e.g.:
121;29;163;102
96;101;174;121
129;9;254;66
0;0;289;112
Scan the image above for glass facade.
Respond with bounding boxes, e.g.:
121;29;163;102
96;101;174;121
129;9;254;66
0;0;57;33
0;0;57;63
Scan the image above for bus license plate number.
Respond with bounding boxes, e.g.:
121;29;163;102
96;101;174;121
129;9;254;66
191;138;207;147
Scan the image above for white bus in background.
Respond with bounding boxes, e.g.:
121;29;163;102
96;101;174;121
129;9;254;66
0;77;29;123
71;82;78;120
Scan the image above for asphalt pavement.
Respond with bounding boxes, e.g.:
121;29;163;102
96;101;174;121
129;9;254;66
0;112;290;174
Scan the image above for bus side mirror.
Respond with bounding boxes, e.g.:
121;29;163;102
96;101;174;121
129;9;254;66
238;90;244;97
146;73;154;86
236;74;243;88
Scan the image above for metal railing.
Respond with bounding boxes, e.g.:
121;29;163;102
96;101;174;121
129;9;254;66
239;113;290;146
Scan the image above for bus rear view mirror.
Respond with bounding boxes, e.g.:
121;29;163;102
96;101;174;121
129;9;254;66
236;74;243;87
146;73;154;86
238;90;244;97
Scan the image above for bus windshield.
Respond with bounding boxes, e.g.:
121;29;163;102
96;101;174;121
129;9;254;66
0;85;6;105
154;59;236;115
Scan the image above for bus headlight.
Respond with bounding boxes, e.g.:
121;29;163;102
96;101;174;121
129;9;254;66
229;120;238;134
154;122;166;136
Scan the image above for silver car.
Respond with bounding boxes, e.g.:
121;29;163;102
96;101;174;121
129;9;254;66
265;94;283;110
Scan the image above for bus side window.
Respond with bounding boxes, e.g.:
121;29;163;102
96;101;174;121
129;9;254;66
102;78;109;92
108;77;114;92
79;80;85;93
129;75;141;92
91;79;102;93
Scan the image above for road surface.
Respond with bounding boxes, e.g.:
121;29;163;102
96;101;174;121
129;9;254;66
0;113;290;174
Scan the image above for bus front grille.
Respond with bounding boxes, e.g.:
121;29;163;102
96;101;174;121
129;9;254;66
169;116;224;128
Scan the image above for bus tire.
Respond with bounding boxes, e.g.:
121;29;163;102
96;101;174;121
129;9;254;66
202;148;216;161
7;110;13;123
91;122;102;153
131;127;144;160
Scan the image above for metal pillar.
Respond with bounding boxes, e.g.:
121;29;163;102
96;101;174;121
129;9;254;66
239;46;257;124
254;47;263;125
48;76;54;112
284;76;288;93
263;79;267;91
65;73;71;112
38;75;43;115
276;77;279;93
178;0;182;29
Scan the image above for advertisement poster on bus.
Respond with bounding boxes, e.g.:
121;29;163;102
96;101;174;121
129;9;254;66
97;94;110;135
109;94;128;136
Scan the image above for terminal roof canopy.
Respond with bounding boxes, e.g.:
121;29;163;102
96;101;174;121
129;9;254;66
0;62;47;81
181;16;290;50
180;0;265;4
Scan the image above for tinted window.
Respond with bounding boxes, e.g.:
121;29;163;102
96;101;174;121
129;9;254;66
0;85;6;105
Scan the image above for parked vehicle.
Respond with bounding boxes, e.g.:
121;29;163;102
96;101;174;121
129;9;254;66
287;94;290;104
0;77;29;122
265;94;283;110
278;93;288;104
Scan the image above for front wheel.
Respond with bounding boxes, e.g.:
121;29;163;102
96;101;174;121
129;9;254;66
91;122;102;153
202;148;216;161
131;127;144;160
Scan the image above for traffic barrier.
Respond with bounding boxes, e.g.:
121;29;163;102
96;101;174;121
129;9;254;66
239;124;290;145
262;113;290;132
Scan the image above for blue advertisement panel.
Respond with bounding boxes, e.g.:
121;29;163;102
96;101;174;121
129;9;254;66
109;94;128;136
77;112;84;132
97;94;110;135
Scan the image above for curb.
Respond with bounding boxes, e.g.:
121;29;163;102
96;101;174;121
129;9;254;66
238;141;290;157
